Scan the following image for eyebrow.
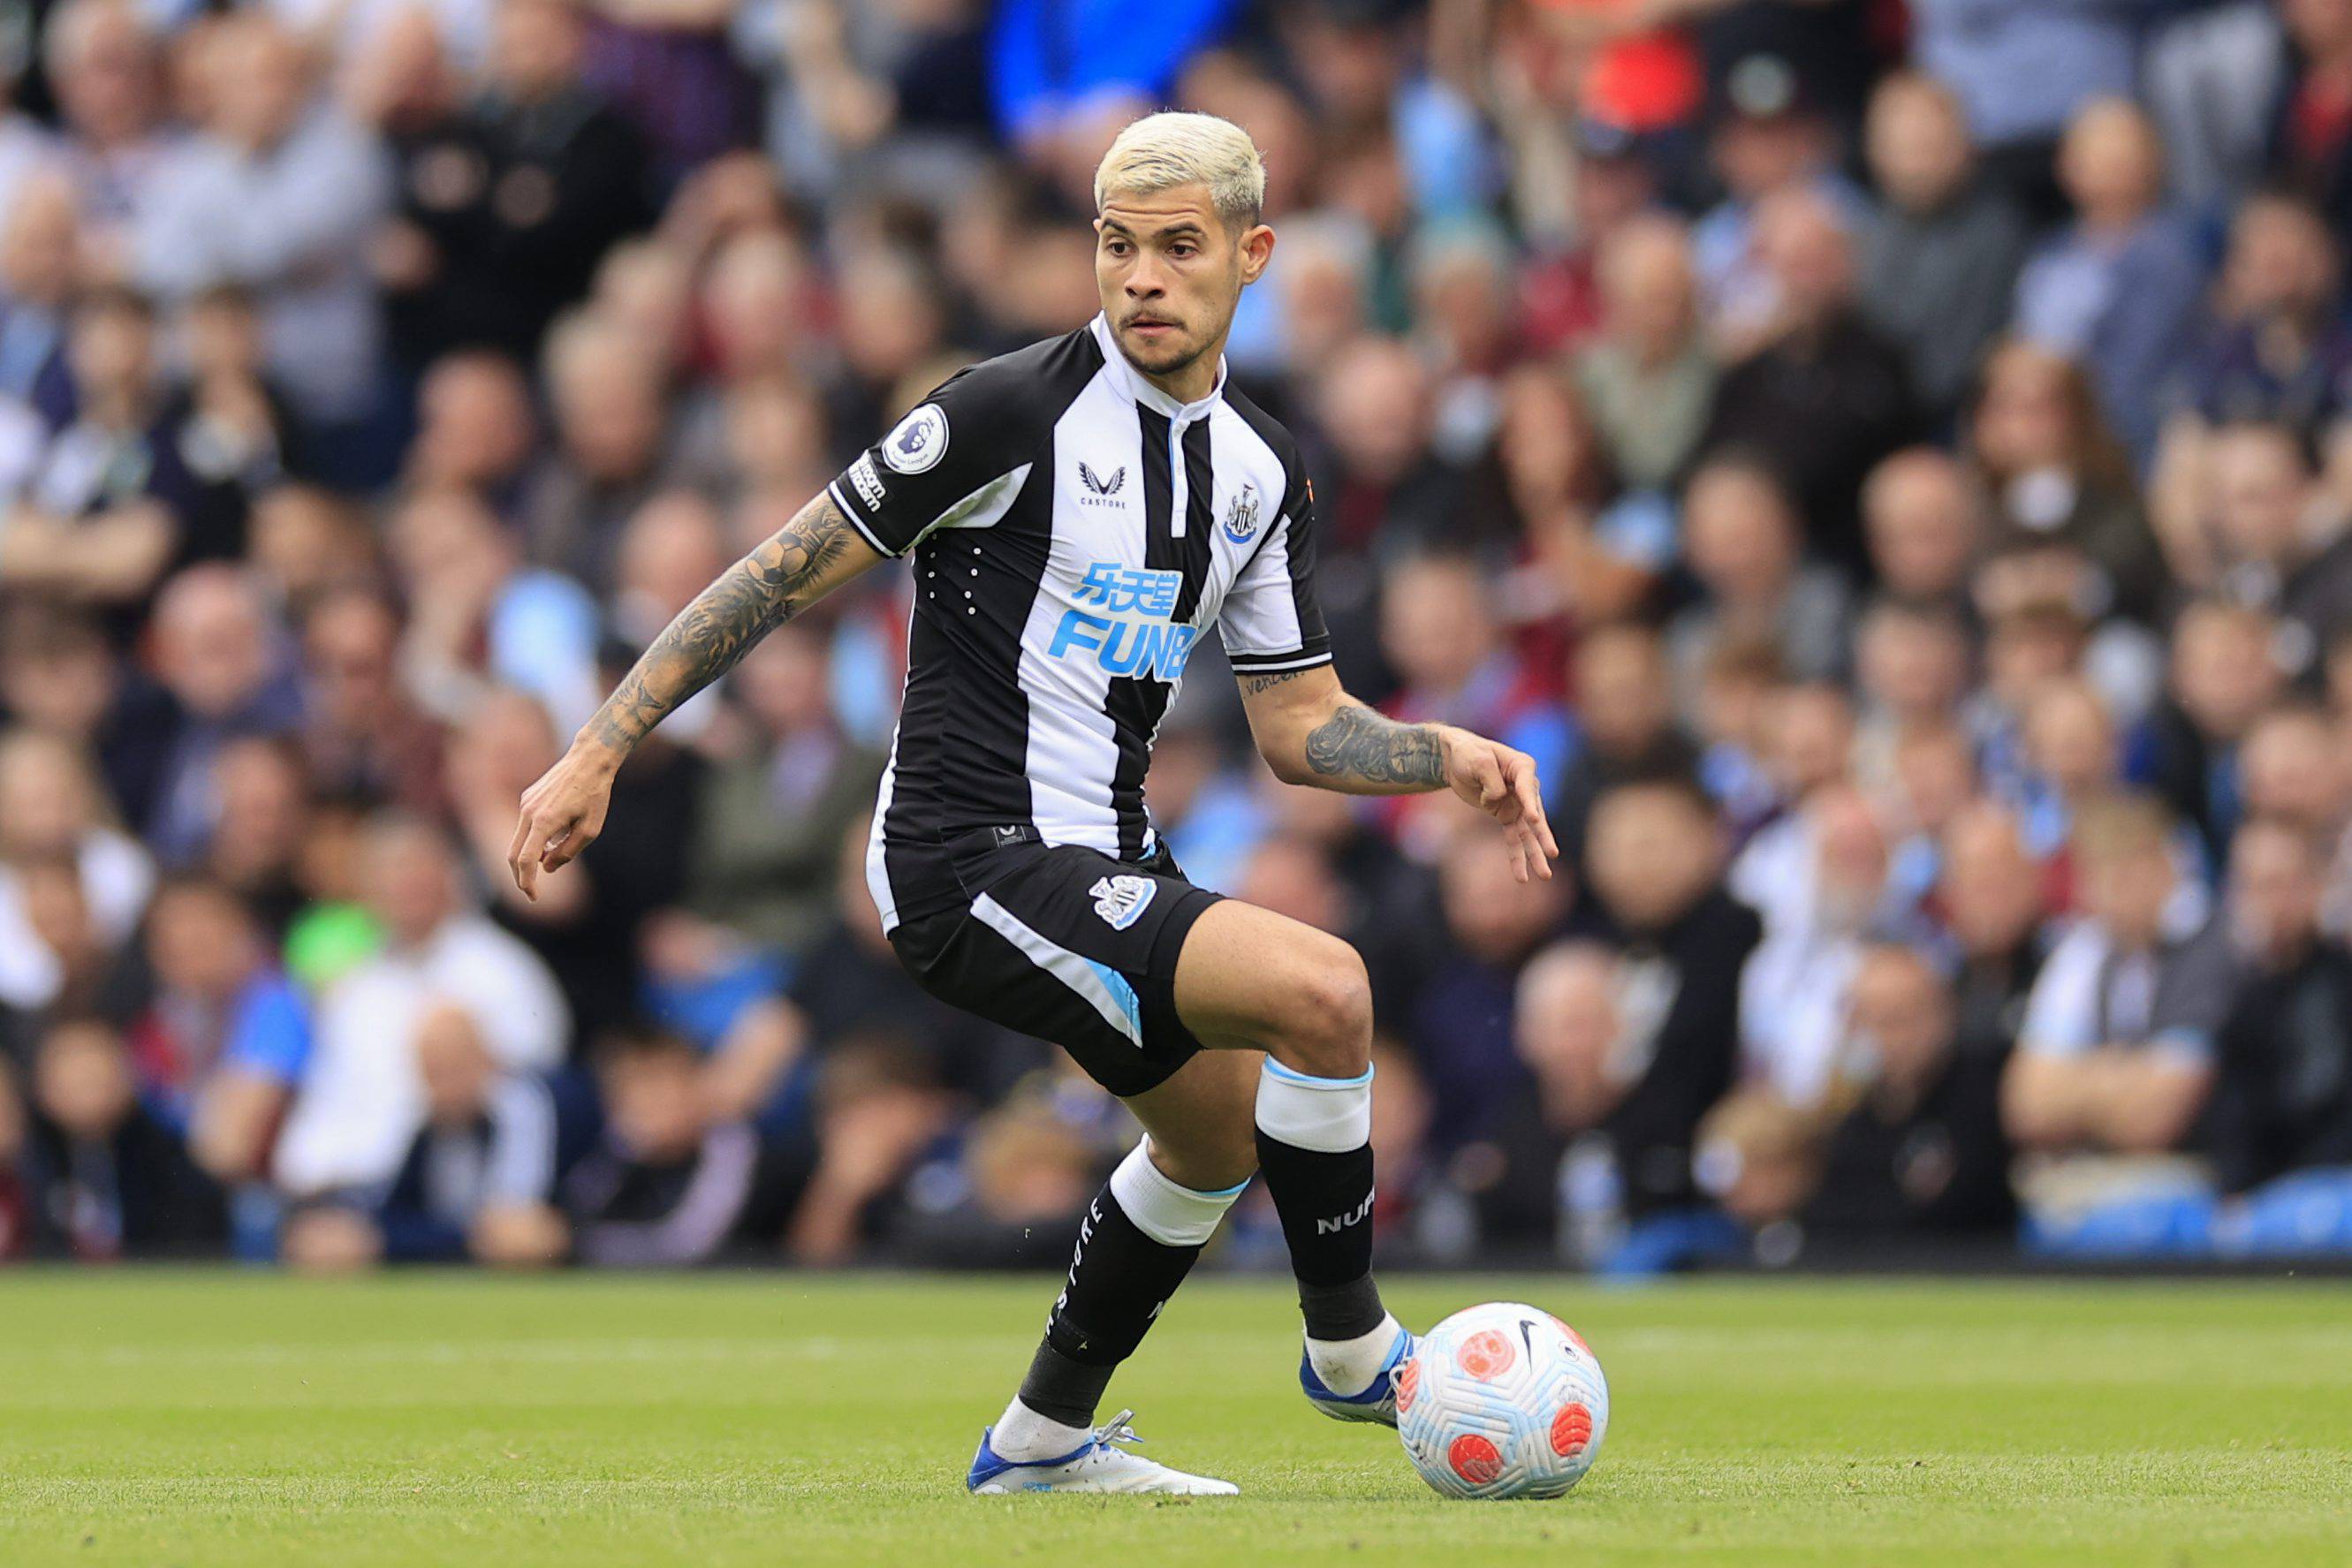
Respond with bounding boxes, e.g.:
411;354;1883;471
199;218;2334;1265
1100;216;1210;241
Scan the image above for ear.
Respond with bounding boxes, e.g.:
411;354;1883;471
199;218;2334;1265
1238;223;1275;287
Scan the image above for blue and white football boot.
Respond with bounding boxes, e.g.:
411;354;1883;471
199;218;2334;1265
965;1410;1239;1496
1299;1321;1417;1427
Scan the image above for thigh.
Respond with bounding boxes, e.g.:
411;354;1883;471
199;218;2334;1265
1169;896;1366;1049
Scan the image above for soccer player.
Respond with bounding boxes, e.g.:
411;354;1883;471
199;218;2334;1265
508;112;1557;1495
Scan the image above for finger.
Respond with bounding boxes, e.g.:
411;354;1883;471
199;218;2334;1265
506;807;537;890
1513;819;1552;882
1467;747;1507;808
1521;820;1554;879
1509;758;1560;860
540;822;593;874
516;839;539;902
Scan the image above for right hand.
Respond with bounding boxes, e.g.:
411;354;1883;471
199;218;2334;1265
507;740;620;901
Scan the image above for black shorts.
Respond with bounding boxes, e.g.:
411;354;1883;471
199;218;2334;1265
884;827;1223;1098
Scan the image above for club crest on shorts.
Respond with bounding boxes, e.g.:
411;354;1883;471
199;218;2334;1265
1089;874;1156;929
1221;482;1261;545
882;403;948;473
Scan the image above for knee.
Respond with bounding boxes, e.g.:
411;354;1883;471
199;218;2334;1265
1149;1133;1256;1194
1271;939;1373;1080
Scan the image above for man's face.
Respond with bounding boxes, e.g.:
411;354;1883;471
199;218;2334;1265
1588;789;1716;932
2232;826;2322;959
1095;182;1270;383
2083;844;2175;946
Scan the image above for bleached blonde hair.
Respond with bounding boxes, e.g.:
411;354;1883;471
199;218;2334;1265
1094;112;1267;228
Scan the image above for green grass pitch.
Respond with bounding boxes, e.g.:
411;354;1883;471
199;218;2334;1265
2;1272;2347;1566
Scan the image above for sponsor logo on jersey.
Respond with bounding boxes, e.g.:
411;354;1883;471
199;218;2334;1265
1089;875;1156;929
1221;481;1261;544
1077;461;1127;506
846;453;886;511
1048;563;1199;681
881;403;948;473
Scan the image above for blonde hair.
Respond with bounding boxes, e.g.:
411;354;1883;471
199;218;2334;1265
1094;111;1266;227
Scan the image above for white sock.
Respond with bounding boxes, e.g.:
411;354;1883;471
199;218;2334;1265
1306;1310;1403;1398
990;1397;1093;1461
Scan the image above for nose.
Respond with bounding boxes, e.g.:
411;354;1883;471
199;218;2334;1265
1125;255;1167;298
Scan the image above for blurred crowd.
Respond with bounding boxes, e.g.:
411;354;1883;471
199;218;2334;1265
5;0;2352;1274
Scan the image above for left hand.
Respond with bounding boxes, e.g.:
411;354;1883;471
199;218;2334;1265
1438;728;1560;882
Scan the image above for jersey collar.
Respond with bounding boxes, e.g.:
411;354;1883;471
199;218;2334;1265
1089;314;1227;422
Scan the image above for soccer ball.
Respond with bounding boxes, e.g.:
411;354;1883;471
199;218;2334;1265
1394;1301;1609;1500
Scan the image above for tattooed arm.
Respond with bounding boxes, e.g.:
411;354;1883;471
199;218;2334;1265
1234;662;1559;882
508;492;882;898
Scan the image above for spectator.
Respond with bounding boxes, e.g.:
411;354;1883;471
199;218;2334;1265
1857;72;2030;425
2199;421;2352;678
298;588;446;814
140;564;305;864
2137;599;2287;867
0;728;150;1023
42;0;177;240
1574;215;1714;493
1736;784;1897;1107
684;623;884;958
1396;814;1571;1143
1666;453;1851;712
0;171;80;420
1552;622;1696;865
1935;802;2054;1063
20;1017;225;1258
130;16;390;438
1692;49;1859;352
1862;448;1985;611
368;1003;570;1267
2208;816;2352;1193
2005;796;2234;1210
1969;339;2168;624
273;813;568;1197
2263;0;2352;243
566;1026;798;1267
1801;943;2015;1239
130;875;309;1192
2011;99;2205;466
379;0;652;365
517;312;683;595
1489;365;1660;630
1850;598;1972;799
404;350;540;505
2169;193;2352;445
1701;186;1919;572
1;288;190;611
390;487;602;733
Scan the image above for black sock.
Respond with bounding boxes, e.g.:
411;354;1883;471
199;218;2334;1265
1014;1181;1203;1428
1255;1131;1386;1338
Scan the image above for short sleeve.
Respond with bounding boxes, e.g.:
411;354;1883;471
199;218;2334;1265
1218;477;1332;673
825;366;1043;558
223;974;315;1085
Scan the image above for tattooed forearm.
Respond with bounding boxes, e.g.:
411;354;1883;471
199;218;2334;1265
1302;704;1446;791
584;494;857;755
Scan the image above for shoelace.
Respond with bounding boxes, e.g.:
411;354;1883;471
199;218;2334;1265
1089;1410;1142;1452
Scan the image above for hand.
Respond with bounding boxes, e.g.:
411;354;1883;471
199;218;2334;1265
1438;728;1560;882
508;740;620;901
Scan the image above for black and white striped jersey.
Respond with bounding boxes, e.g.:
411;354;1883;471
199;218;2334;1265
828;314;1329;933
